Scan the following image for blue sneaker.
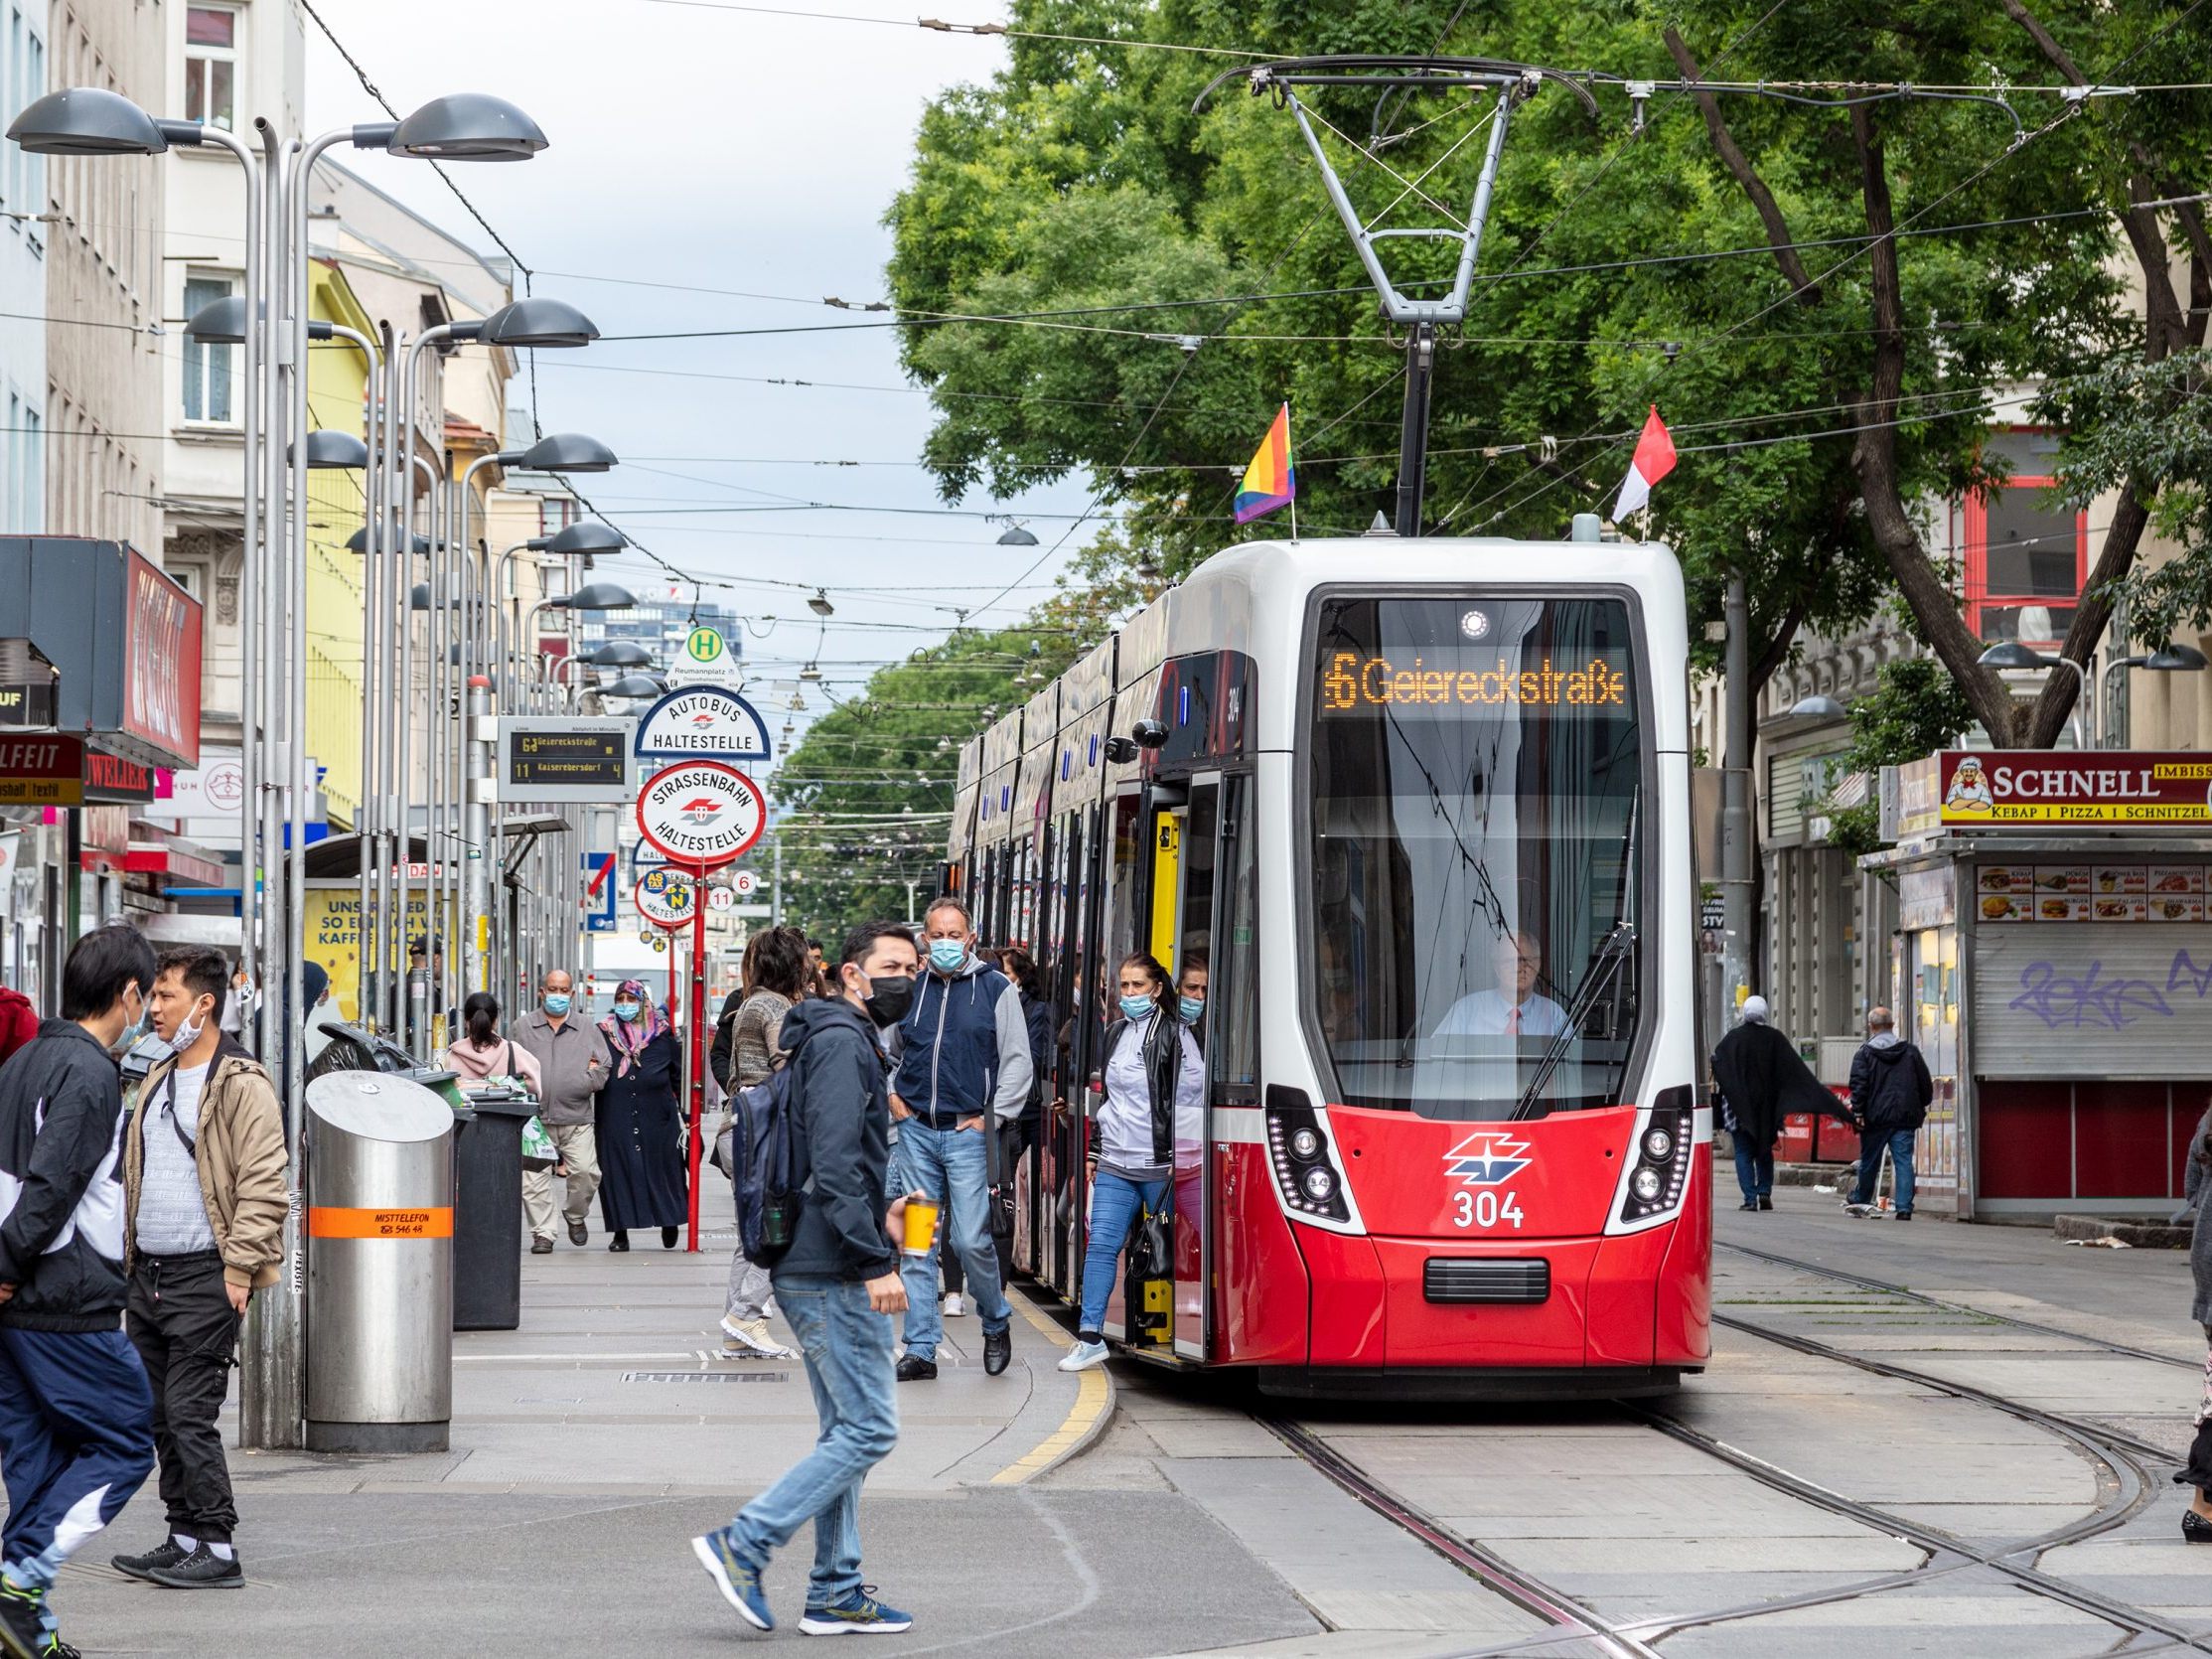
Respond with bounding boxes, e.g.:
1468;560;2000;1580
800;1585;913;1636
691;1529;773;1631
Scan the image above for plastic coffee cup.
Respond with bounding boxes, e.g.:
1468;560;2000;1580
901;1197;940;1257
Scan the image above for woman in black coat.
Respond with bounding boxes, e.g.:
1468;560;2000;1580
593;979;688;1251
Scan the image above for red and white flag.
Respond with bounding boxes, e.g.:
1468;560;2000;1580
1611;405;1677;520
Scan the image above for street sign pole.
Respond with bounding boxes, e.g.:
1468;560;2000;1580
687;858;709;1254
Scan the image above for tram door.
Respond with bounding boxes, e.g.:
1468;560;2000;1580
1146;776;1221;1361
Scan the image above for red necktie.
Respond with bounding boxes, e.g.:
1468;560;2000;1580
1506;1007;1521;1035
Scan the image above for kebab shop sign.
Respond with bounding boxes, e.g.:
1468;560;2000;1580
1941;751;2212;826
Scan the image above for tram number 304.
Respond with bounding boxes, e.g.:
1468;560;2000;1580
1452;1190;1525;1229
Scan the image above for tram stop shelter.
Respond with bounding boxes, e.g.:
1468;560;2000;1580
1866;750;2212;1222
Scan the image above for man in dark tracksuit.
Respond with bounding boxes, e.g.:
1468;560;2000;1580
0;925;159;1659
692;920;921;1637
1845;1005;1936;1220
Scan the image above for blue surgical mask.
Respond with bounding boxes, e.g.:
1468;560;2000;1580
118;987;147;1048
928;939;967;974
1178;995;1205;1025
613;1001;640;1023
542;992;572;1017
1119;993;1156;1021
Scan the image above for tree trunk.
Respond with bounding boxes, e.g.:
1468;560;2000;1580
1845;106;2024;744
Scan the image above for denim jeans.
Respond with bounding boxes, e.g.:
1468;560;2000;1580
1732;1139;1774;1204
895;1117;1010;1358
1849;1126;1918;1215
726;1275;898;1604
1079;1170;1166;1336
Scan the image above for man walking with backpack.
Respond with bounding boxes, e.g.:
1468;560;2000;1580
1844;1005;1935;1220
693;920;922;1637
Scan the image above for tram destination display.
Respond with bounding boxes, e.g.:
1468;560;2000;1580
499;717;634;804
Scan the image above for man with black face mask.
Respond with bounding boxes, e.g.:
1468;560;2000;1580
693;920;924;1638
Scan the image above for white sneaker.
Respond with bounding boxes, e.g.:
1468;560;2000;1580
720;1315;798;1361
941;1291;966;1318
1057;1339;1108;1373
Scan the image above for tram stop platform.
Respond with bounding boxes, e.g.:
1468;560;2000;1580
37;1230;1333;1657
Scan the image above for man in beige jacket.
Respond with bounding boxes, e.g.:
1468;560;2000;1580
513;969;609;1249
111;946;287;1591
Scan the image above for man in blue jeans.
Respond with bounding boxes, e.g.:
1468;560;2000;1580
1844;1005;1933;1220
693;921;922;1637
886;899;1031;1383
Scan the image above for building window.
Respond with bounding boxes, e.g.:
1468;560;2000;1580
183;5;238;131
1964;428;2087;650
182;272;237;423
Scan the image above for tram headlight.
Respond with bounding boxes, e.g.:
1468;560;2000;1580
1290;1127;1321;1159
1642;1127;1675;1163
1631;1166;1664;1202
1301;1166;1338;1202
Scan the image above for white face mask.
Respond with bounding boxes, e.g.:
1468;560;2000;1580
166;1000;209;1057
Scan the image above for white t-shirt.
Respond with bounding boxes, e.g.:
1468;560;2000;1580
1433;989;1573;1038
137;1059;217;1255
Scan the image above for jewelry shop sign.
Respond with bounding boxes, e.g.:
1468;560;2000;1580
1941;751;2212;827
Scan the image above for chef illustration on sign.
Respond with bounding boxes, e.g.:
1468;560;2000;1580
1944;755;1994;817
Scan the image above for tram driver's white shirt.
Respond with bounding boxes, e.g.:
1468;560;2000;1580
1434;989;1572;1038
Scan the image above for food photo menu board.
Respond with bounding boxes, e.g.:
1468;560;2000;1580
1976;864;2206;922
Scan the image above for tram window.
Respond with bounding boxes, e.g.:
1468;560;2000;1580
1213;778;1258;1097
1307;595;1645;1121
1179;786;1217;984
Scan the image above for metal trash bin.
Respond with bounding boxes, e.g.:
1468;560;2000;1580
304;1072;456;1452
452;1092;535;1331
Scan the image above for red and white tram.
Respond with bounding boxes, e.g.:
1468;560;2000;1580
947;529;1708;1397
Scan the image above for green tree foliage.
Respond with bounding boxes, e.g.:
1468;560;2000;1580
1820;658;1978;858
885;0;2209;737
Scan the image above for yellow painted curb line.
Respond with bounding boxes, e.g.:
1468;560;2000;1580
988;1288;1114;1486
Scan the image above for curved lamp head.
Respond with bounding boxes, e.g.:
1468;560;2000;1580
6;87;197;155
346;522;432;556
995;524;1039;546
291;430;369;470
1787;693;1847;721
538;519;626;556
185;295;252;346
2148;644;2211;672
567;581;637;613
601;676;663;699
584;642;654;670
515;432;616;474
1978;641;2051;671
478;297;597;349
409;583;432;613
386;93;547;162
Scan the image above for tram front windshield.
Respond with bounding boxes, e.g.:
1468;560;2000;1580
1307;594;1644;1121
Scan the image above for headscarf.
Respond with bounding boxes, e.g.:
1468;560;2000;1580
1740;994;1770;1024
599;978;668;1077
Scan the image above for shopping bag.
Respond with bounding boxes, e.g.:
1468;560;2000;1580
519;1115;557;1171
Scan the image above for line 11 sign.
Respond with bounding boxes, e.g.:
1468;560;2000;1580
499;717;633;804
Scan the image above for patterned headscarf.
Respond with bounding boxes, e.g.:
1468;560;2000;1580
599;978;668;1076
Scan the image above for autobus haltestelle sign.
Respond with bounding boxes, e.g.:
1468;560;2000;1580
635;760;765;869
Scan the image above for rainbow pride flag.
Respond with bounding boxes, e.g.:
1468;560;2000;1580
1235;403;1295;525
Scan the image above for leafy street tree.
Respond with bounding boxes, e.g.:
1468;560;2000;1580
885;0;2211;741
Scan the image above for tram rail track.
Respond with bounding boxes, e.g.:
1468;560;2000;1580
1255;1244;2212;1657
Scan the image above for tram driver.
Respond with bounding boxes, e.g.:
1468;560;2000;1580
1433;929;1572;1039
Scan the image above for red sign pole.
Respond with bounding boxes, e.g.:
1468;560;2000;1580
686;861;709;1253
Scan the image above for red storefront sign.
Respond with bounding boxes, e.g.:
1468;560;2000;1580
123;550;202;770
1938;750;2212;826
83;751;155;803
0;735;83;807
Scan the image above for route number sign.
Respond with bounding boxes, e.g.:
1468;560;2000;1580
636;867;694;930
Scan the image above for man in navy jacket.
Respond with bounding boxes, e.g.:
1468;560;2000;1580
0;924;159;1659
886;899;1031;1381
692;920;921;1637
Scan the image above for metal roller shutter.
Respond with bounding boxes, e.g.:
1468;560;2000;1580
1974;921;2212;1079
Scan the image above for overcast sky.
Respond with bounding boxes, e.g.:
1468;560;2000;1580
307;0;1095;775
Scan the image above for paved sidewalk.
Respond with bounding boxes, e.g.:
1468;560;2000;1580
33;1231;1321;1656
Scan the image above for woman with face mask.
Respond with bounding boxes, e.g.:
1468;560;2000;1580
1059;952;1204;1374
592;979;689;1252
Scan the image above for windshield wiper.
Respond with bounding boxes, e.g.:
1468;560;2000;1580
1514;920;1635;1120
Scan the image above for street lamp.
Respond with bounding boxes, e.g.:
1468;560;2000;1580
385;91;548;161
513;432;618;474
584;642;654;670
2099;642;2209;744
290;431;369;469
469;296;600;349
995;522;1038;546
4;85;197;152
1979;641;2093;748
1786;693;1847;721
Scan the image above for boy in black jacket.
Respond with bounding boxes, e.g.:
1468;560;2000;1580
693;920;922;1638
0;925;159;1659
